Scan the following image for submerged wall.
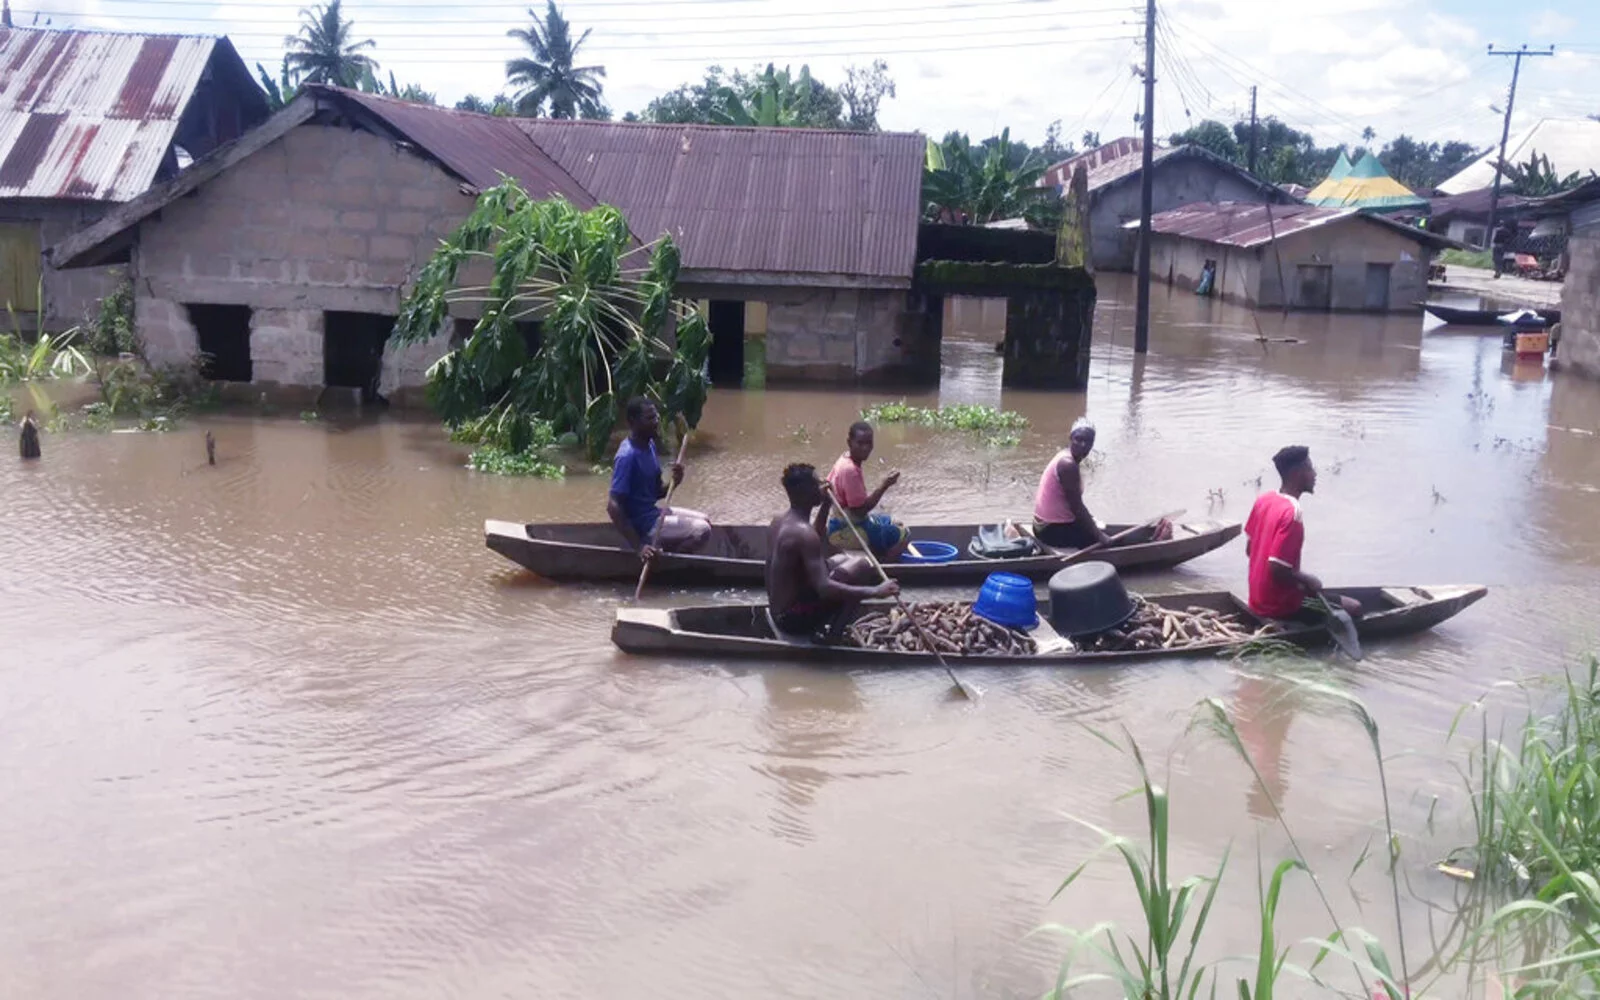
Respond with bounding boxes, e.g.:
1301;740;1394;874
130;124;469;403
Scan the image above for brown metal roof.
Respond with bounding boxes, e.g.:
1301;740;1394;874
517;119;925;282
315;86;595;208
0;27;238;200
1131;201;1458;250
1042;136;1145;189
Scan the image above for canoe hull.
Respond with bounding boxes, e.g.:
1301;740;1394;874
487;518;1242;585
611;585;1488;666
1422;303;1560;328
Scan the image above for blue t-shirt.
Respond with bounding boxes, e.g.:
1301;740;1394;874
610;437;662;539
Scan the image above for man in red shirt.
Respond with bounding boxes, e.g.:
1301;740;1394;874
1245;445;1360;619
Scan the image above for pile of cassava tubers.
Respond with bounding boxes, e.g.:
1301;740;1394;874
847;601;1038;655
1075;596;1281;653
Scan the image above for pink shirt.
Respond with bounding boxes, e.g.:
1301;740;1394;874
827;453;869;509
1033;449;1078;524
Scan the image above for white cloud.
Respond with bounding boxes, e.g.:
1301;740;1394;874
65;0;1600;153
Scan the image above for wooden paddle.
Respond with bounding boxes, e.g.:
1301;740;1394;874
633;419;691;601
1033;509;1187;567
1316;593;1363;660
830;492;978;701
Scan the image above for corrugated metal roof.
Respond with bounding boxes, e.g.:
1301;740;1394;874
319;86;596;208
1132;202;1352;247
1041;136;1146;189
1438;118;1600;196
517;119;925;281
1130;201;1455;250
0;27;221;200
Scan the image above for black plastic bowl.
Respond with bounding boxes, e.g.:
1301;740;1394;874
1047;561;1136;637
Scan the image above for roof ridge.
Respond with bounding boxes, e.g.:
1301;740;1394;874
0;24;226;42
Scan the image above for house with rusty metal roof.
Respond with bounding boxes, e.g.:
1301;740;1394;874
0;26;268;331
1126;201;1456;312
53;85;931;398
1040;137;1297;272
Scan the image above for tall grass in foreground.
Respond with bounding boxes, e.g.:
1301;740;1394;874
1448;658;1600;997
1042;659;1600;1000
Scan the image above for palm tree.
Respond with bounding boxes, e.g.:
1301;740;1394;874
505;1;606;119
284;0;376;88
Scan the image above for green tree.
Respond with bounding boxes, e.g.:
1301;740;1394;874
392;182;710;461
256;56;298;111
642;64;844;128
283;0;376;88
1504;150;1596;196
1170;119;1240;162
923;128;1059;227
505;1;607;119
457;93;517;116
356;66;437;105
838;60;896;131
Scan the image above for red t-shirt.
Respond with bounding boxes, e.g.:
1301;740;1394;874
1245;492;1306;618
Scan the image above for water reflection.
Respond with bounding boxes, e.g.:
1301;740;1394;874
753;668;865;846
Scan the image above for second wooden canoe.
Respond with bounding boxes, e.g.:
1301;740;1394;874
486;518;1242;585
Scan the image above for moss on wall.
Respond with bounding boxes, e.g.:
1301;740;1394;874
914;259;1096;294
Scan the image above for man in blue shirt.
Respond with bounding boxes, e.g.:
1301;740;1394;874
607;397;712;560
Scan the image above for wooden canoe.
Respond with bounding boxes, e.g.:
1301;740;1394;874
486;518;1242;585
1421;303;1560;328
611;585;1487;665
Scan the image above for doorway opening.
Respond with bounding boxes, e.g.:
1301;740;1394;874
324;311;394;401
1364;263;1392;311
186;303;253;381
1294;265;1333;311
706;299;745;386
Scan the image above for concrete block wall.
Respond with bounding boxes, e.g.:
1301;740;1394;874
133;294;198;367
1093;161;1282;271
1556;235;1600;379
132;123;477;391
763;286;910;381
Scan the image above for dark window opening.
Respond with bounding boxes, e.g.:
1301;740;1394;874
706;300;745;386
186;303;253;382
324;311;394;401
450;317;474;348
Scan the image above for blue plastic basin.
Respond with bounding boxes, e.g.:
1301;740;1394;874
972;571;1039;630
900;539;959;564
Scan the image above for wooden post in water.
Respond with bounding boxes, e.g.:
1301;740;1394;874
19;411;40;460
205;430;216;466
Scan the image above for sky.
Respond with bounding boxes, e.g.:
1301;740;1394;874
25;0;1600;158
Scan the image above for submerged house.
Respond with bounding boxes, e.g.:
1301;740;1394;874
1134;201;1456;312
52;86;936;398
0;27;269;331
1530;179;1600;379
1039;137;1296;271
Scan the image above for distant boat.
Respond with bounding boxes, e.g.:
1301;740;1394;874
1420;303;1560;328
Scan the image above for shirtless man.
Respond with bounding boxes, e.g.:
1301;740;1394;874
766;463;898;640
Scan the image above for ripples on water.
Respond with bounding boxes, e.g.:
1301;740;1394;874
3;275;1600;997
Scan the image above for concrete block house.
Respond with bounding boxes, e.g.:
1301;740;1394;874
1135;202;1456;312
0;26;269;331
1040;137;1298;271
53;86;931;400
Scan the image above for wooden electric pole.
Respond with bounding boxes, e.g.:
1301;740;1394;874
1485;44;1553;254
1247;86;1259;174
1133;0;1156;354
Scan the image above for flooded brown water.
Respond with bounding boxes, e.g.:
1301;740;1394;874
4;273;1600;998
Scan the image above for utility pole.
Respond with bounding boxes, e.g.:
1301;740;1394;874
1247;86;1259;174
1133;0;1156;354
1485;44;1553;254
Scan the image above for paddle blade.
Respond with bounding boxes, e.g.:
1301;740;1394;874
1320;598;1363;661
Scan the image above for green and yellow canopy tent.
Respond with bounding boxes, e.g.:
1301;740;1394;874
1304;151;1426;213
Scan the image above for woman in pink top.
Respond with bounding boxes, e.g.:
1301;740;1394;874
1032;417;1109;549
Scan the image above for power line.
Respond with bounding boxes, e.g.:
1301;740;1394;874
230;32;1142;65
28;0;1142;25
